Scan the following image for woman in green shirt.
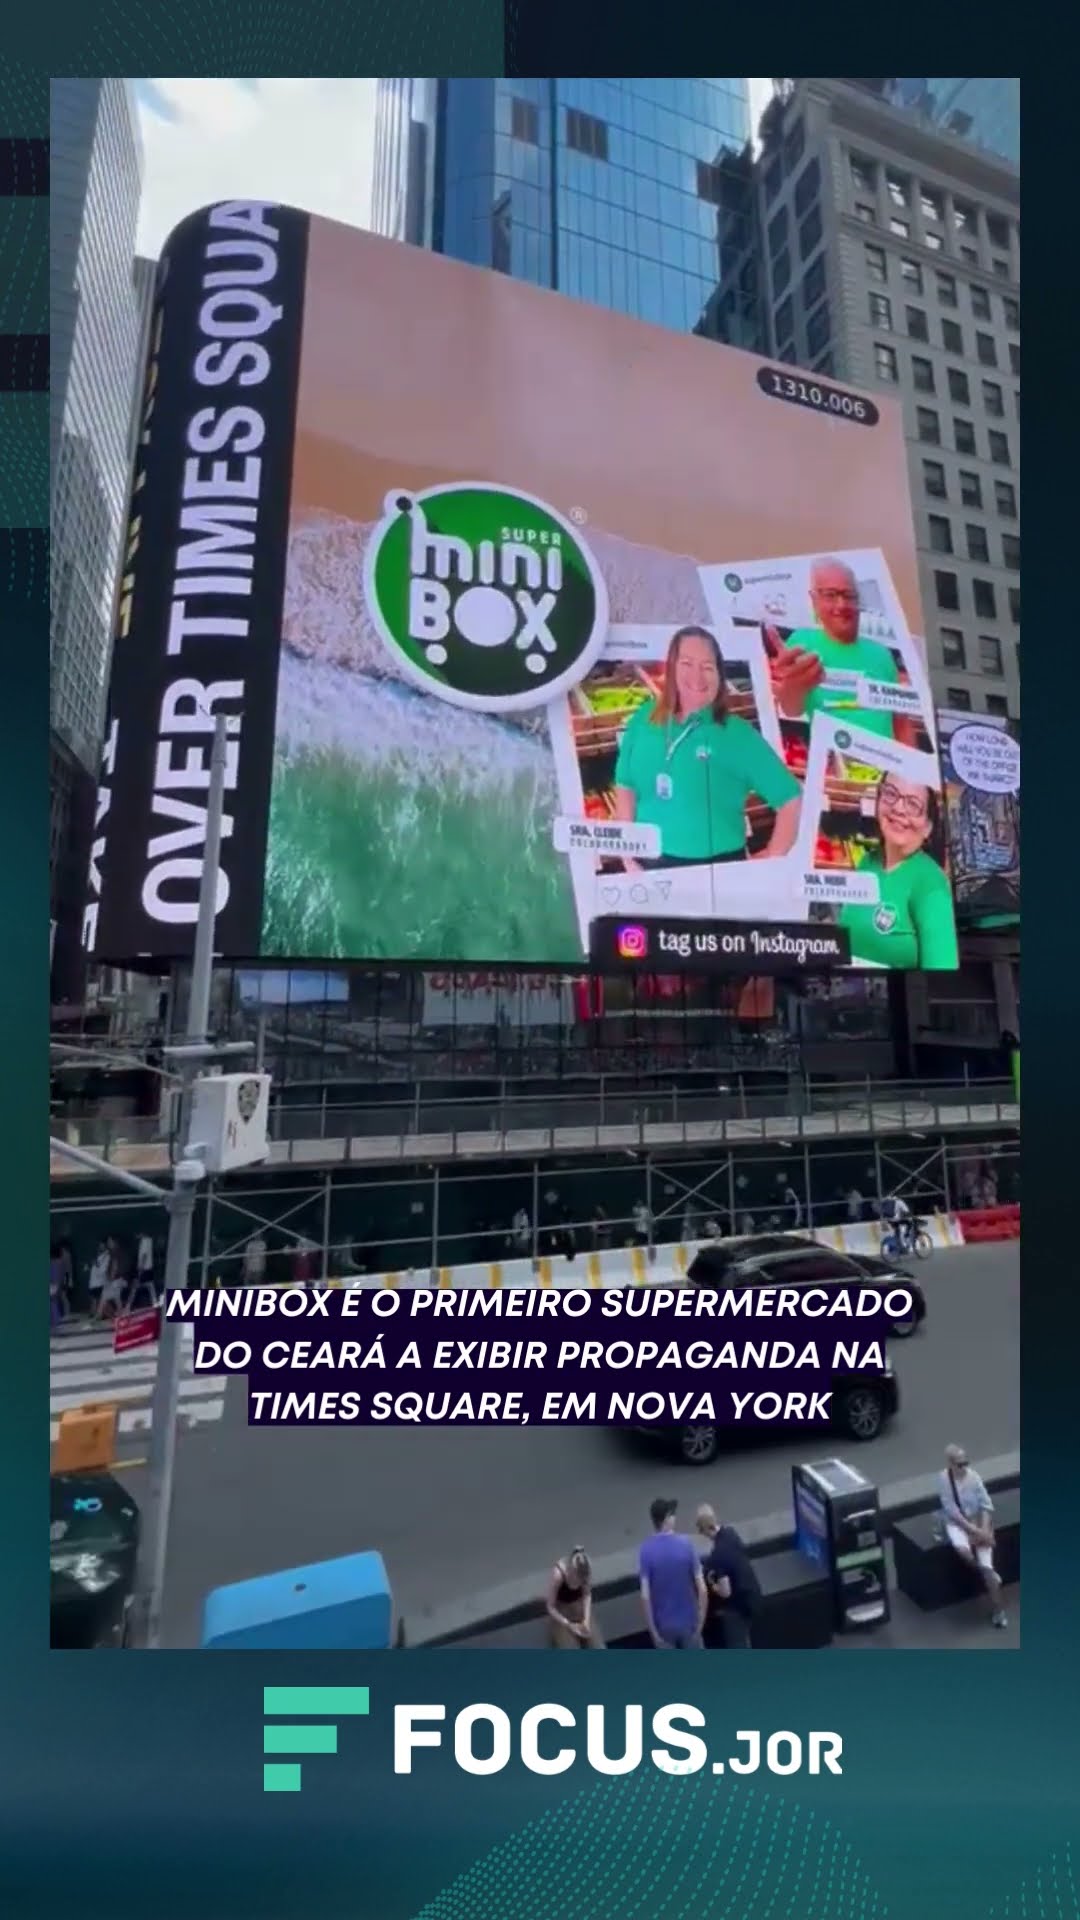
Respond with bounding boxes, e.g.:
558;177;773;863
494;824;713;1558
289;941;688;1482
839;774;959;970
612;626;801;870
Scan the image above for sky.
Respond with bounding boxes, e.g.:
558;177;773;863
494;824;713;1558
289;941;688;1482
135;78;775;260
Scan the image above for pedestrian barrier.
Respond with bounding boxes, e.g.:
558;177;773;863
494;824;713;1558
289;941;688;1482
51;1401;118;1474
956;1204;1020;1244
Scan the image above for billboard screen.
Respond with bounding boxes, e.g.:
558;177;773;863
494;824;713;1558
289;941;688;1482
87;201;958;974
936;707;1020;926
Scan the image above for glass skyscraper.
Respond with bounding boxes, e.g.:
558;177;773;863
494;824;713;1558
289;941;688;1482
373;79;758;340
858;79;1020;168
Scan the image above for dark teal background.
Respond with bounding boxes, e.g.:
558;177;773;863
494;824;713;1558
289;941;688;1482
11;22;1063;1918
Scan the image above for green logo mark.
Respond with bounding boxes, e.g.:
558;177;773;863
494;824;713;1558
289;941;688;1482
834;730;852;750
262;1685;370;1793
363;483;610;712
724;572;742;592
873;905;898;934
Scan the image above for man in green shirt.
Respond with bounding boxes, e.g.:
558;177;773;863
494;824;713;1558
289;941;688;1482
767;558;920;747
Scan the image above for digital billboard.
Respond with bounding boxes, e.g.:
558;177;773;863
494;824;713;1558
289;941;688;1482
86;200;958;973
936;706;1020;926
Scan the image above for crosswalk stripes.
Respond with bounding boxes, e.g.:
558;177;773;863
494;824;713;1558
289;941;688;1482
49;1327;229;1447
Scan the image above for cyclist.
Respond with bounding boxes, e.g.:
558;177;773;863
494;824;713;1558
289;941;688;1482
881;1192;914;1255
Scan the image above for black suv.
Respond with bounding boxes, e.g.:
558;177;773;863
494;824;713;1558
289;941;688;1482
655;1236;910;1466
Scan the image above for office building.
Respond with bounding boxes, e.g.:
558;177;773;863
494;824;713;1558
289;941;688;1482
875;81;1019;169
372;79;761;342
50;80;144;992
756;79;1019;723
754;78;1019;1057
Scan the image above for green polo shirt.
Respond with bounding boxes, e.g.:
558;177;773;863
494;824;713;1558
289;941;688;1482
614;702;800;860
785;627;900;739
839;851;959;969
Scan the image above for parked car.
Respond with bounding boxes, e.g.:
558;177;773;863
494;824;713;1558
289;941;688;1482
644;1235;908;1467
50;1471;139;1648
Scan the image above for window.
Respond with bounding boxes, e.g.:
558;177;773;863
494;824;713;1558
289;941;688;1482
764;157;782;204
696;159;728;204
865;243;887;284
994;480;1017;518
874;343;899;383
954;200;977;235
976;331;998;367
935;570;960;610
777;339;797;363
979;634;1003;675
768;207;788;256
1003;297;1019;330
973;579;997;619
1008;588;1020;626
799;205;822;259
947;686;973;710
941;627;966;668
855;202;876;225
794;157;820;217
906;304;928;340
959;471;982;508
806;302;830;358
917;406;941;444
989;429;1011;465
912;355;935;393
970;285;991;319
813;351;834;376
921;187;944;223
925;231;944;252
1002;534;1021;571
899;257;923;291
928;514;953;554
566;107;608;160
936;271;957;307
802;254;826;311
986;211;1010;249
992;258;1010;279
982;379;1004;417
922;459;946;499
783;117;805;171
986;694;1011;717
510;96;539;144
886;170;909;208
954;417;976;454
942;318;963;354
869;291;893;330
966;524;989;563
772;247;791;296
850;154;875;194
947;368;970;405
890;216;910;238
774;294;793;345
1008;342;1020;376
960;245;979;265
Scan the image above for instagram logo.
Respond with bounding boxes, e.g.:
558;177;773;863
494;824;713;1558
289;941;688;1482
617;924;648;960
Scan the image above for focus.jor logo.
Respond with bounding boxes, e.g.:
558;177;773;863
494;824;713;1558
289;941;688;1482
263;1686;370;1793
363;482;610;712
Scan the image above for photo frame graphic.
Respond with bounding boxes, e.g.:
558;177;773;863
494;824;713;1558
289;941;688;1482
793;714;948;922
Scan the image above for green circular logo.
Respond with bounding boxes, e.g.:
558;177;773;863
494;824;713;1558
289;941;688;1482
724;572;742;592
362;484;610;712
873;904;898;934
834;729;852;751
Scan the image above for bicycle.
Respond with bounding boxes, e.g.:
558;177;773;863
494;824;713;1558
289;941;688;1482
881;1216;934;1261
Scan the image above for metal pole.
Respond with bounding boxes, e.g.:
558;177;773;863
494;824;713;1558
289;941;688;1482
321;1171;332;1282
254;1010;266;1074
430;1163;440;1275
873;1140;884;1220
531;1157;540;1262
199;1177;214;1288
136;713;228;1650
803;1140;813;1232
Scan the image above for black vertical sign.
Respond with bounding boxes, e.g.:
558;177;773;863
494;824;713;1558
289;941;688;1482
87;201;309;961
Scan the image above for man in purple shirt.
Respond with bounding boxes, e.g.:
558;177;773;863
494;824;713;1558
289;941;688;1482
639;1497;707;1649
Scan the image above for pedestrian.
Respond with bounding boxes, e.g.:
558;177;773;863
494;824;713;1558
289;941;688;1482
511;1207;531;1255
293;1237;317;1283
89;1242;111;1320
128;1230;157;1308
846;1186;864;1223
544;1546;603;1649
695;1504;761;1648
638;1497;707;1650
49;1245;65;1328
98;1238;127;1319
242;1233;268;1286
591;1205;611;1252
937;1444;1008;1629
781;1184;802;1231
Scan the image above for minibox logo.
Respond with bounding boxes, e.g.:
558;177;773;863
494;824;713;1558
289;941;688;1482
262;1685;369;1792
362;482;610;713
617;924;648;960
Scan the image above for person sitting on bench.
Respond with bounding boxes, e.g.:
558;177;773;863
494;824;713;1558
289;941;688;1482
937;1444;1008;1629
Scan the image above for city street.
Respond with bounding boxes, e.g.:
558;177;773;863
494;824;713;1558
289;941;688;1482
114;1242;1018;1647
